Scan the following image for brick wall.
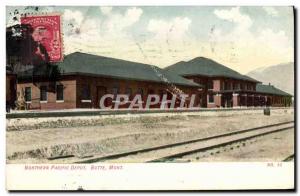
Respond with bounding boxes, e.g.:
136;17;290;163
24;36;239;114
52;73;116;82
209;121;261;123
17;77;77;110
75;75;201;109
182;75;259;108
6;74;17;106
16;74;290;110
16;75;201;110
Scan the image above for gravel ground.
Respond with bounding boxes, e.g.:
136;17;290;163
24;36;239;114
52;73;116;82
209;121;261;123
99;123;294;163
6;111;294;163
6;108;293;131
183;128;294;162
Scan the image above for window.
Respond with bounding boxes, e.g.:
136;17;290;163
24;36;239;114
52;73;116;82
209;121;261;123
40;86;47;101
25;87;31;102
224;82;227;90
208;94;214;103
9;56;21;65
224;81;230;90
247;84;253;91
158;90;164;99
147;89;155;95
82;85;91;100
207;80;213;90
136;88;143;98
233;83;240;90
125;87;132;99
56;85;64;101
240;84;245;90
111;86;119;100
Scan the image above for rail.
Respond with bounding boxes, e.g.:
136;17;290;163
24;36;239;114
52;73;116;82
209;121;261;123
7;107;293;119
67;121;294;163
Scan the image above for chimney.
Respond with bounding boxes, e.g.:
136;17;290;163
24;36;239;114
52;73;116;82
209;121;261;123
268;83;271;86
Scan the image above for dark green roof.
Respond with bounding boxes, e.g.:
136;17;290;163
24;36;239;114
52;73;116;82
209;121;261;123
256;84;292;96
55;52;200;87
165;57;260;83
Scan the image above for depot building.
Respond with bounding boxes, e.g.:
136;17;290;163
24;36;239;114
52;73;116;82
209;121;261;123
12;52;292;110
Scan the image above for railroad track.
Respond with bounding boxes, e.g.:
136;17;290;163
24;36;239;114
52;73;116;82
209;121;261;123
70;121;294;163
283;154;295;162
7;107;291;119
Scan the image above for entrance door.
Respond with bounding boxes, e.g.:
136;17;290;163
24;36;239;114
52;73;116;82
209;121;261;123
96;86;107;108
222;94;233;107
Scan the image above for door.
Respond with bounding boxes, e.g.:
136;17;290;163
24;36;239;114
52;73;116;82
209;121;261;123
96;86;107;108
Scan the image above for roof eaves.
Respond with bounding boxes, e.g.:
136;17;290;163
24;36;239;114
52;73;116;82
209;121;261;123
180;73;260;83
60;72;201;88
256;84;292;97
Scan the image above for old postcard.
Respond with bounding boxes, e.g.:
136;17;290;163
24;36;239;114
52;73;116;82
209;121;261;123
5;5;295;190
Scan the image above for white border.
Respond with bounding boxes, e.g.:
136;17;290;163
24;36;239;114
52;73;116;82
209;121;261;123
1;0;298;194
1;0;298;6
6;162;294;190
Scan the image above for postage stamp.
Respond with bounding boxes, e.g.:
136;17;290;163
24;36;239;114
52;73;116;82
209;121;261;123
20;14;63;62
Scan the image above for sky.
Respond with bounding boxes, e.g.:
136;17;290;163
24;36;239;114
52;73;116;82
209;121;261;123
6;6;294;74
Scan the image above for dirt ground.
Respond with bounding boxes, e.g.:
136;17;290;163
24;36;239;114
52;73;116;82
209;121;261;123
6;111;294;163
185;128;294;162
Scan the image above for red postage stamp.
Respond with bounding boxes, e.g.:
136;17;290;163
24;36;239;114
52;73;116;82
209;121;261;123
21;15;63;62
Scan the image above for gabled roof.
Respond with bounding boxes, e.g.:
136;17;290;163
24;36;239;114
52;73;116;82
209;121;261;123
165;57;260;83
256;84;292;97
30;52;198;87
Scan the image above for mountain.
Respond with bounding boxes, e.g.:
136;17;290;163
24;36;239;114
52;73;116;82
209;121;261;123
247;62;294;95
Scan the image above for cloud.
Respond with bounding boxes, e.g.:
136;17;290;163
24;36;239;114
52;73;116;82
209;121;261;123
129;16;195;66
64;9;84;27
211;7;254;59
258;29;290;49
63;7;144;59
100;6;112;15
64;14;194;67
100;7;143;35
125;7;143;25
263;7;279;17
61;6;292;74
147;17;191;41
209;6;293;73
214;7;253;31
64;7;143;37
256;28;292;60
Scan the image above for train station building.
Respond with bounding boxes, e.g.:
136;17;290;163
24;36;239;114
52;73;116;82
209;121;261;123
16;52;202;110
165;57;293;108
6;22;293;111
10;52;292;110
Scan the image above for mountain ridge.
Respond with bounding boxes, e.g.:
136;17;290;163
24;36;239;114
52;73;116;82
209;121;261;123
247;62;294;95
